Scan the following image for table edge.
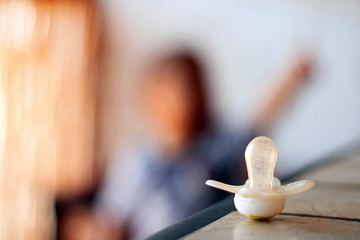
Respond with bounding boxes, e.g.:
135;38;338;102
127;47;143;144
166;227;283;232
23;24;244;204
145;197;235;240
146;139;360;240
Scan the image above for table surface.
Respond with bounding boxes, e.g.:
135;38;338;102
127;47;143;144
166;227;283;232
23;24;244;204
147;143;360;240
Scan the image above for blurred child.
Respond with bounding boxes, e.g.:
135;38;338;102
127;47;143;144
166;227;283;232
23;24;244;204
95;50;311;240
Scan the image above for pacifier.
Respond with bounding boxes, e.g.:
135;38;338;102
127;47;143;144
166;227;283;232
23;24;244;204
206;136;315;219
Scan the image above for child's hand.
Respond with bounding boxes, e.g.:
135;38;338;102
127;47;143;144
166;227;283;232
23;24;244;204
287;52;313;86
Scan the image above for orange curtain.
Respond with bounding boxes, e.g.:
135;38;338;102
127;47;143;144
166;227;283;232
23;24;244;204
0;1;99;239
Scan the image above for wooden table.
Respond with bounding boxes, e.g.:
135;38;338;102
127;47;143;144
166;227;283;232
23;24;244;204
147;142;360;240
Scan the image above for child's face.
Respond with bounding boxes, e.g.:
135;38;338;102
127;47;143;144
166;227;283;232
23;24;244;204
144;61;196;149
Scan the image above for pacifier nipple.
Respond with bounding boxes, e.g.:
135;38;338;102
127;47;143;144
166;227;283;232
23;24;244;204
245;136;277;189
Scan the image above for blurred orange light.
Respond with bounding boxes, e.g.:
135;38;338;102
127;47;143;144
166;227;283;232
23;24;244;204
0;1;99;239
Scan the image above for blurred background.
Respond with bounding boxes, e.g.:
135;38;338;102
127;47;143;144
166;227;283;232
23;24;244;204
1;0;360;239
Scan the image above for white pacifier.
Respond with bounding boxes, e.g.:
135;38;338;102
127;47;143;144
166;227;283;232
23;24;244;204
206;136;315;219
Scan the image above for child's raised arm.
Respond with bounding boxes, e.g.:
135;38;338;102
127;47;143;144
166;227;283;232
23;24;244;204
251;53;313;133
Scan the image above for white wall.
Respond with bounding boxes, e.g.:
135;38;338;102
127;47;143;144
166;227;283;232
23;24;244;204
100;0;360;177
